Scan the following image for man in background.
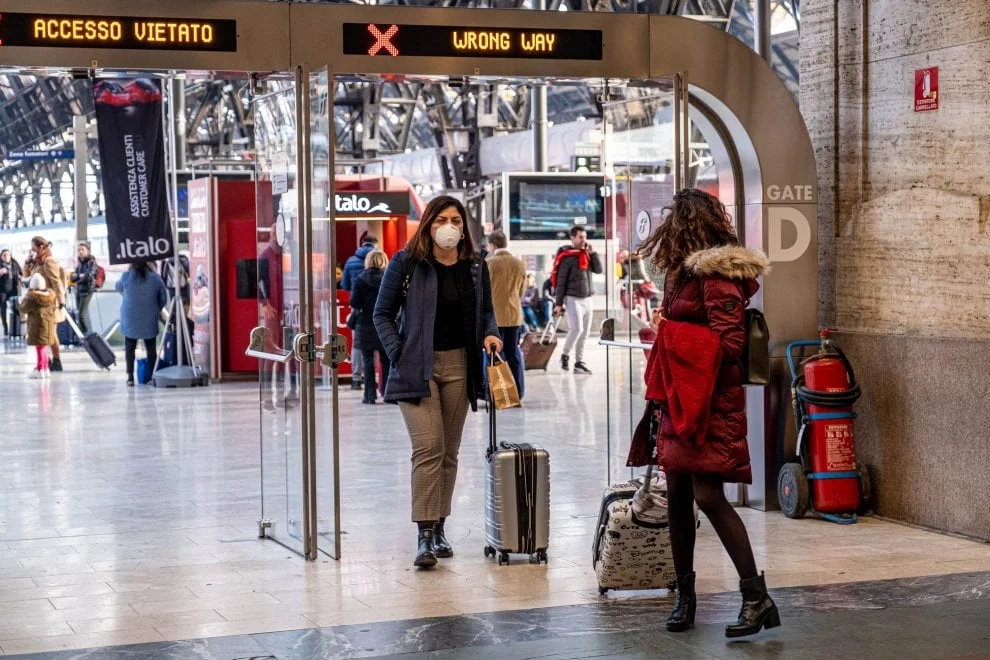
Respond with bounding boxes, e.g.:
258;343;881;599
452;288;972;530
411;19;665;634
486;231;527;398
552;225;602;374
341;234;379;391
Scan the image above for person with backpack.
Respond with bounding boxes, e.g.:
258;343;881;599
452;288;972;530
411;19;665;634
70;242;103;334
551;226;603;374
0;249;24;339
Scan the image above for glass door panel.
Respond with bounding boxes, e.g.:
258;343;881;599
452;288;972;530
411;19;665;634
601;78;682;486
253;78;306;556
309;68;341;559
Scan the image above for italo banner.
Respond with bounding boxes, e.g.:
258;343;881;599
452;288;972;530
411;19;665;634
93;78;174;265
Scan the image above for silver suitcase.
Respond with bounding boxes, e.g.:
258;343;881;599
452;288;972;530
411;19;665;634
483;403;550;565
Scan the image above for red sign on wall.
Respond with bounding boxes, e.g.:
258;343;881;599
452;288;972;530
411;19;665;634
914;67;939;112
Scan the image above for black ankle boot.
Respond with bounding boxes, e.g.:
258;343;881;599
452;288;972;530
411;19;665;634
725;573;780;638
666;572;697;632
433;519;453;558
414;528;438;568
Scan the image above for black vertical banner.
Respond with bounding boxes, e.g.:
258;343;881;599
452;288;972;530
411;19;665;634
93;78;174;265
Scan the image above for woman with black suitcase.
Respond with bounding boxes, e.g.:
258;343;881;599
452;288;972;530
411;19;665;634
374;195;502;569
638;188;778;638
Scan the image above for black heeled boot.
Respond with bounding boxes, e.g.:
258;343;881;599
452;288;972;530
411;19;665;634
433;519;453;558
666;572;697;632
414;527;438;568
725;573;780;638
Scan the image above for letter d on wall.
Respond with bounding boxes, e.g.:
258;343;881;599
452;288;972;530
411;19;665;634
767;207;811;262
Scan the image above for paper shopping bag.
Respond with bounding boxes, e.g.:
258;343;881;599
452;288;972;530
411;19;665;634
487;353;521;410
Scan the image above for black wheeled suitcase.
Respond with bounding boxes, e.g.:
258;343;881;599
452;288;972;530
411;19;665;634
57;310;80;347
484;400;551;565
64;314;116;370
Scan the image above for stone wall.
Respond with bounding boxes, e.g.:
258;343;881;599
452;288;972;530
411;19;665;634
801;1;990;540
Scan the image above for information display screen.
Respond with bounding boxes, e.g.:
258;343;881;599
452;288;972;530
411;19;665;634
0;13;237;51
342;23;603;60
508;178;605;241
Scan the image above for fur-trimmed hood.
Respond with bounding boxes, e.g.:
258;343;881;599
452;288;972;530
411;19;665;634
685;246;769;280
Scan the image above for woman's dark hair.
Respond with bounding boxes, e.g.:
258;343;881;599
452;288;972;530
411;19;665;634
638;188;738;280
130;261;151;280
407;195;476;262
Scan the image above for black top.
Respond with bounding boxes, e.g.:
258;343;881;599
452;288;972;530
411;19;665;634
432;259;469;351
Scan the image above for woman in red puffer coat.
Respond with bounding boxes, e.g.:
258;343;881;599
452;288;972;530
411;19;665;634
638;188;778;639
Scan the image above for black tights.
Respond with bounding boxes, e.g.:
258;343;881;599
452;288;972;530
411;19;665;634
666;471;758;580
125;337;157;380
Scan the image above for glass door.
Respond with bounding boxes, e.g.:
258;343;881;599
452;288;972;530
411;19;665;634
252;74;309;557
600;75;687;485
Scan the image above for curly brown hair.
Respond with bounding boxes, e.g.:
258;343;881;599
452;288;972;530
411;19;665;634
637;188;738;280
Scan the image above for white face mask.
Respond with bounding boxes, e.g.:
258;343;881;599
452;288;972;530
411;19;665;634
434;224;462;251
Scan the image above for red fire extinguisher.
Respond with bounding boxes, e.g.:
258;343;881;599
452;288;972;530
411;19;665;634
803;331;860;513
780;330;865;521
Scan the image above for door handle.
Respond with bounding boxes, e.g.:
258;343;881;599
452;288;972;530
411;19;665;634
293;332;352;369
244;326;294;363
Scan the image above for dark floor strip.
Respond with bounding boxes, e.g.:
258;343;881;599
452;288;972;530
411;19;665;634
8;570;990;659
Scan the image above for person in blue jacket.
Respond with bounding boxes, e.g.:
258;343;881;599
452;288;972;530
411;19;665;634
116;261;167;386
342;235;379;390
374;195;502;569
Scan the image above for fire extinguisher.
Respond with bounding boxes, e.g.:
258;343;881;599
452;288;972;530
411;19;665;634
779;330;866;522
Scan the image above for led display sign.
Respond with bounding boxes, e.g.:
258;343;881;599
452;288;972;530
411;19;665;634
342;23;603;61
0;13;237;51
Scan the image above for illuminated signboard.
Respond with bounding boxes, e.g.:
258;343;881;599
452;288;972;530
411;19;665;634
0;13;237;51
342;23;603;61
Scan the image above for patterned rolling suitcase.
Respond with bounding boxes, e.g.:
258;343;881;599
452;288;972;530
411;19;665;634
484;401;550;565
521;317;558;371
593;466;677;594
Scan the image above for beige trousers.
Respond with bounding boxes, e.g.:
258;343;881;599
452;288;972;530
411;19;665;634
399;349;470;522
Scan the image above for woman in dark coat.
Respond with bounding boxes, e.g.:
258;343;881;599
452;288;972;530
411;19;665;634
350;250;390;405
638;188;777;638
0;249;24;338
374;195;502;569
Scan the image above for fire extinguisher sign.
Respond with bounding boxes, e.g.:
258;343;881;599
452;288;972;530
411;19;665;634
825;423;857;471
914;67;939;112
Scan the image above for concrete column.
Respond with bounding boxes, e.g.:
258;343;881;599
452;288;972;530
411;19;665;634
754;0;772;64
73;114;88;243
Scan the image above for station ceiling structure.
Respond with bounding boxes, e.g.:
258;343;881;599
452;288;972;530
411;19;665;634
0;0;798;229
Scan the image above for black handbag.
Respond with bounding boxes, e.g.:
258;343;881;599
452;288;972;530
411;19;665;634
743;308;770;385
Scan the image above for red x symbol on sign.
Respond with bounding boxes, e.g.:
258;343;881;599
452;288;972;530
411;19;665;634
368;24;399;57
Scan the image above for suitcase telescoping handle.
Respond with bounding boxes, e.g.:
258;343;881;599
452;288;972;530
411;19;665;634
540;314;561;345
485;347;497;458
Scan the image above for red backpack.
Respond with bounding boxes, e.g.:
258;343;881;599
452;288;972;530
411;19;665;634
93;264;106;289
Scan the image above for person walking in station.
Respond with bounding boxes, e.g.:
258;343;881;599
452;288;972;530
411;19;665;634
20;273;57;379
521;273;542;331
552;225;602;374
485;230;527;399
69;242;102;334
350;249;391;405
637;188;778;638
116;261;168;387
342;234;380;391
0;249;24;339
23;237;66;373
374;195;502;569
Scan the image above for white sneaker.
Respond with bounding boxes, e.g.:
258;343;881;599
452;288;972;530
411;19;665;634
29;369;43;379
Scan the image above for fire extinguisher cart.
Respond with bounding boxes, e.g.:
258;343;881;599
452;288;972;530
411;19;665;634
778;330;872;524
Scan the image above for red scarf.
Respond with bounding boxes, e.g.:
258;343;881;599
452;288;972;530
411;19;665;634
550;248;589;289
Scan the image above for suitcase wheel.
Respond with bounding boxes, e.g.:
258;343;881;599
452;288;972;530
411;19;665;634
530;549;548;565
498;551;510;566
484;546;495;559
599;587;609;595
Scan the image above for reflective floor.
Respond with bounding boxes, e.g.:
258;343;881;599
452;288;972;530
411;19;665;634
2;339;990;656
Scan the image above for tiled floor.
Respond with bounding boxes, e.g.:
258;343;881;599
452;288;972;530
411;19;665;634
2;339;989;655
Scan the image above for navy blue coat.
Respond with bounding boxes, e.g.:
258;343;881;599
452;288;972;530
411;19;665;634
349;267;385;353
373;249;499;411
341;244;376;294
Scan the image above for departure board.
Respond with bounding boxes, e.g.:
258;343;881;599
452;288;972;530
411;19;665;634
342;23;603;61
0;13;237;52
